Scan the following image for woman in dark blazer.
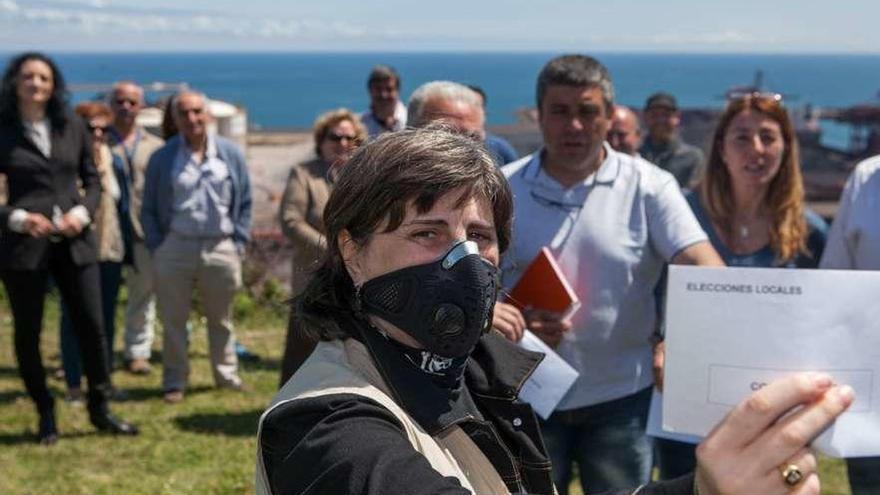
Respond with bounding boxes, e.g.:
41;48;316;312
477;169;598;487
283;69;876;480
0;52;137;444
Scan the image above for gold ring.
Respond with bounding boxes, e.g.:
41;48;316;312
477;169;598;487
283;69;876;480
780;464;804;486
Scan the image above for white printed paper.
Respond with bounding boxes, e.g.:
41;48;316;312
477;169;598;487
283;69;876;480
647;390;702;444
517;330;579;419
663;266;880;458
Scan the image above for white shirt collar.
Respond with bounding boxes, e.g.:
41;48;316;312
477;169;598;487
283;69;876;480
521;142;621;190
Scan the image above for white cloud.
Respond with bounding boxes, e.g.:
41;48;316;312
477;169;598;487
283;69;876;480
0;0;20;12
0;1;381;41
649;30;772;47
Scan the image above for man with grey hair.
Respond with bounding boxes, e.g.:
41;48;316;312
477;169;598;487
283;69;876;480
500;54;722;494
608;104;642;156
108;81;164;375
468;84;519;165
407;80;517;166
141;90;252;403
407;80;485;138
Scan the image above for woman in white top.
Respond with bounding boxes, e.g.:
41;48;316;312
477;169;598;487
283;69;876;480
0;52;137;445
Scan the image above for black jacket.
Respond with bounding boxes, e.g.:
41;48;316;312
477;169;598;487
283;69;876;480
260;330;695;494
0;115;100;270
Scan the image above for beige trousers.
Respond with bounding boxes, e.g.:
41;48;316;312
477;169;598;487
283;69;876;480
123;241;156;360
153;233;242;391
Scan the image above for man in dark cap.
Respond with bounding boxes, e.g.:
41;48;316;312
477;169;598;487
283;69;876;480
639;92;704;188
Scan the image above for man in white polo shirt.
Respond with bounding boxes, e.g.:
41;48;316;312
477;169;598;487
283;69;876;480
501;54;722;495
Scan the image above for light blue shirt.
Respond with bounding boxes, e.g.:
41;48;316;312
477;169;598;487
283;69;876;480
360;100;407;138
501;144;708;409
169;134;234;239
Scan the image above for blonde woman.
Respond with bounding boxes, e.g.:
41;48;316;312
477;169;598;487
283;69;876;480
278;108;367;384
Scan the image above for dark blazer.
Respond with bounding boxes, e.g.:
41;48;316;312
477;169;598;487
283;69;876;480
0;115;100;270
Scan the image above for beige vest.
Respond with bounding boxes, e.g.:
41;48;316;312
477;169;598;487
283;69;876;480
255;339;511;495
93;144;124;262
111;128;163;241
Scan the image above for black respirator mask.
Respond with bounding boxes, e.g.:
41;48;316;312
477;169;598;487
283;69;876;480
358;240;499;358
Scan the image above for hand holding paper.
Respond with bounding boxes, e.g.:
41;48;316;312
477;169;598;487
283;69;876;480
516;330;578;419
524;309;573;348
662;266;880;457
694;373;853;494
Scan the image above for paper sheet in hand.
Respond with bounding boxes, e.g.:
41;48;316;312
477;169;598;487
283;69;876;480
517;330;579;419
663;266;880;458
647;390;702;444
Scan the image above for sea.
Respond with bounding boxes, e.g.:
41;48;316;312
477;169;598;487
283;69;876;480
8;52;880;148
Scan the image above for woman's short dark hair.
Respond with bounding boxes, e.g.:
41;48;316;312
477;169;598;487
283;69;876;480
298;125;513;341
160;97;178;140
0;52;69;130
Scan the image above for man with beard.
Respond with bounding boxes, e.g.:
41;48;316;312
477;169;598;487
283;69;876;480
639;92;704;188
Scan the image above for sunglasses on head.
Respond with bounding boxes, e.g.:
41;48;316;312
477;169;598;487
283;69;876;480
325;132;359;144
727;91;784;106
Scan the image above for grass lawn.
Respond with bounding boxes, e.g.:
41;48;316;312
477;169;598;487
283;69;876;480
0;289;287;495
0;289;853;494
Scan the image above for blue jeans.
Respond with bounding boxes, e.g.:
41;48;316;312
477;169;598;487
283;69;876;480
540;386;653;495
654;438;697;480
848;457;880;495
60;262;123;389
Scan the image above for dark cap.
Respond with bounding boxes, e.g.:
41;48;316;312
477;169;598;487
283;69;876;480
645;92;678;111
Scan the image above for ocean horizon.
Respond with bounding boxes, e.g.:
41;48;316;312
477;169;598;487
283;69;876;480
4;51;880;147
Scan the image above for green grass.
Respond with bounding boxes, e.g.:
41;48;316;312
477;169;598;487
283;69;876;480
0;289;287;495
0;289;853;494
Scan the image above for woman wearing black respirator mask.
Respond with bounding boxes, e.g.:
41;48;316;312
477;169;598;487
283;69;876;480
255;126;854;495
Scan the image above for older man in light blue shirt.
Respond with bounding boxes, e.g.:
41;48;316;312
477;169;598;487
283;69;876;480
141;91;252;403
169;137;235;238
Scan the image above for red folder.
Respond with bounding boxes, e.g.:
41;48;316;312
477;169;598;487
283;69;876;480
507;247;581;320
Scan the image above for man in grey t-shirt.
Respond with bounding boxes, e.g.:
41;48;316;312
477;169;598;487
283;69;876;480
639;92;704;188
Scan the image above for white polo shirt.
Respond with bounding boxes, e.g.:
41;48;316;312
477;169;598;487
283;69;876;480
501;144;708;410
821;155;880;270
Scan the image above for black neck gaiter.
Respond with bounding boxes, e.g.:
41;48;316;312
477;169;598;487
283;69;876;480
383;331;470;390
355;318;482;434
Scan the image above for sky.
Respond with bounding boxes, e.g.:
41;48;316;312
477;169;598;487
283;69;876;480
0;0;877;53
